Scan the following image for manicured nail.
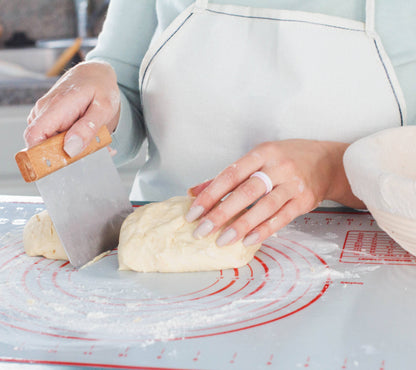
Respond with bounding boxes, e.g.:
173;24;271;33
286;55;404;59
64;135;84;157
186;205;205;222
243;232;260;247
216;228;237;247
193;219;214;239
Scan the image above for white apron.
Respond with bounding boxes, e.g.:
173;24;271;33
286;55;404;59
133;0;406;201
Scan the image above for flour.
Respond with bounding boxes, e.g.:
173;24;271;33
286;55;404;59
86;312;110;320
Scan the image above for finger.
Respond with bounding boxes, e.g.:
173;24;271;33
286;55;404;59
242;198;305;246
193;174;272;239
63;99;116;157
192;167;290;241
215;180;300;246
27;107;36;125
187;179;213;198
186;148;268;222
24;88;93;148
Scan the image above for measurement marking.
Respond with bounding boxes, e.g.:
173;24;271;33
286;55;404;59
48;345;59;354
83;345;94;356
230;352;238;364
340;231;416;266
342;357;348;369
267;354;274;365
193;350;200;362
380;360;385;370
157;348;165;360
304;356;311;367
118;347;129;358
340;281;364;285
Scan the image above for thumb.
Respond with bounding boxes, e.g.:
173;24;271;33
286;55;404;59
63;98;120;157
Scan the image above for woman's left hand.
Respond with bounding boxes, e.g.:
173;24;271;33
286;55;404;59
186;139;364;247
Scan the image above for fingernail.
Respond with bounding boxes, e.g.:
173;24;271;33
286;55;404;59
186;205;205;223
193;219;214;239
64;135;84;157
243;232;260;247
216;228;237;247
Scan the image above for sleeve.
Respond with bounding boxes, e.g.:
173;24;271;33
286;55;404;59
86;0;158;167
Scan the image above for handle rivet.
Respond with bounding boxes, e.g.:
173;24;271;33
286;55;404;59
45;159;51;167
96;136;100;143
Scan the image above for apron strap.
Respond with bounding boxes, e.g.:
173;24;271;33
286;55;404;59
365;0;376;34
195;0;209;9
196;0;376;33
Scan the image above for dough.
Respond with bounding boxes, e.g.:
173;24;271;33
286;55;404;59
24;197;262;272
23;210;68;260
118;196;262;272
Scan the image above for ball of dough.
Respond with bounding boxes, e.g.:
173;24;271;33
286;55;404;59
118;196;262;272
24;210;68;260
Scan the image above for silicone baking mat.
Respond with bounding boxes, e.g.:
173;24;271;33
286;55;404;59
0;196;415;369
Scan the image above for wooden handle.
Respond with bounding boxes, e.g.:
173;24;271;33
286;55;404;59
46;37;82;77
15;126;112;183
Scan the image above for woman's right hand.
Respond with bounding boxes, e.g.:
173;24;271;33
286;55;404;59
24;61;121;157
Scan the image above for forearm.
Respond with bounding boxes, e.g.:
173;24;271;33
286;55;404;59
86;0;157;92
86;0;157;166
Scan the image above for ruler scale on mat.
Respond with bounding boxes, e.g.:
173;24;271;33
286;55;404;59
15;126;133;268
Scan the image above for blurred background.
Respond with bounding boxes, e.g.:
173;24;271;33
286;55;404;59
0;0;140;197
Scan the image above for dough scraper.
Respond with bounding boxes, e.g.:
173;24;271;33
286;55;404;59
15;126;133;268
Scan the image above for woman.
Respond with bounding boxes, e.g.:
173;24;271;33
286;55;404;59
24;0;415;247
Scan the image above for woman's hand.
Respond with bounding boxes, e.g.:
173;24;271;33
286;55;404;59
186;140;364;247
24;61;121;156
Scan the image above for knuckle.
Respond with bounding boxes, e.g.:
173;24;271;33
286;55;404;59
239;181;258;199
210;204;231;226
265;191;282;211
262;219;278;237
258;141;276;154
198;188;218;208
33;97;46;113
73;61;89;74
234;216;253;234
220;164;240;187
280;158;296;174
26;111;34;125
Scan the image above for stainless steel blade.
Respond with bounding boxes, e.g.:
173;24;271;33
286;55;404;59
36;148;133;268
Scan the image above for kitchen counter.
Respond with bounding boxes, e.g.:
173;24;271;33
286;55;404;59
0;77;57;106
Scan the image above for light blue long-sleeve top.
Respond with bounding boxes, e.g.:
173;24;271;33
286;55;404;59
86;0;416;198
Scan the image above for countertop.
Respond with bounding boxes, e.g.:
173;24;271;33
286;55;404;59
0;77;57;106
